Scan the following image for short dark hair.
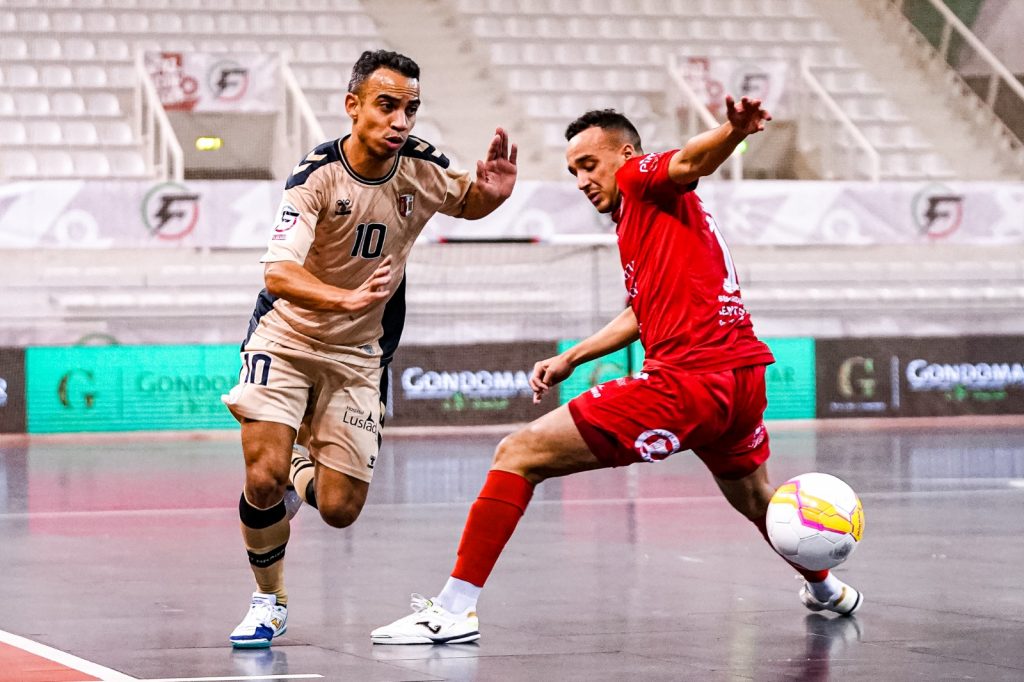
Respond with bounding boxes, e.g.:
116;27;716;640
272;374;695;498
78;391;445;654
347;50;420;94
564;109;642;151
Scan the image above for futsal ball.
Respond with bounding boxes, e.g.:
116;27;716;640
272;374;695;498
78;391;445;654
766;473;864;571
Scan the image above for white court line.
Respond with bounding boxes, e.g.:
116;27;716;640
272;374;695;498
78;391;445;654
135;671;319;675
0;628;135;681
1;485;1022;521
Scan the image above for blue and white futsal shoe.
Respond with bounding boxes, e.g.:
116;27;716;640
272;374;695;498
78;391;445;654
229;592;288;648
371;594;479;645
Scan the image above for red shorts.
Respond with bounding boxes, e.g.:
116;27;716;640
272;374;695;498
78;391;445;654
567;364;770;480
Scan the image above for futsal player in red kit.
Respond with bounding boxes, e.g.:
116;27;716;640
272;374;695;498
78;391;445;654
373;97;862;644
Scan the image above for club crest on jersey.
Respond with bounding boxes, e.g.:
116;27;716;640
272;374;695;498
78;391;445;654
335;198;352;216
398;193;414;217
634;429;682;462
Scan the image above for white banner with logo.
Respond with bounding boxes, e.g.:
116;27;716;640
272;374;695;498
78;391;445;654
145;52;280;112
679;57;791;117
0;180;1022;249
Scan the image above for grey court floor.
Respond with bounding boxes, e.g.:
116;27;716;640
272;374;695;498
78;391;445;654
2;416;1023;681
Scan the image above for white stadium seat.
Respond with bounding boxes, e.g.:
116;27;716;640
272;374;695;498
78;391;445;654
37;150;75;176
108;150;148;176
0;122;28;146
14;92;50;116
215;13;247;34
85;92;121;116
97;39;131;61
30;38;62;60
75;65;108;87
283;14;313;35
73;151;113;177
118;12;150;32
27;120;63;145
155;13;185;32
17;11;52;32
0;93;16;115
185;13;217;33
63;121;100;145
83;12;118;32
52;12;85;32
53;92;87;116
0;37;29;59
7;64;40;87
41;65;75;88
97;121;135;145
65;38;97;60
1;151;39;178
108;66;136;87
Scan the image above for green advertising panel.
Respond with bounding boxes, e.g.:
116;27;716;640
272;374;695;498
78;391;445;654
556;337;815;420
556;340;633;405
763;337;816;420
27;345;241;433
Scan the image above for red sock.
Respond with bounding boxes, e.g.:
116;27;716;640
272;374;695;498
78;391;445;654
451;470;535;588
754;514;829;583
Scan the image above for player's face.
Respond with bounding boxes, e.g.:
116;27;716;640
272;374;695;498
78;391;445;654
565;127;634;214
346;68;420;159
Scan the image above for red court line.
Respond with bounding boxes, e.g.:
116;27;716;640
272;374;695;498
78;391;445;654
0;640;101;681
0;630;133;681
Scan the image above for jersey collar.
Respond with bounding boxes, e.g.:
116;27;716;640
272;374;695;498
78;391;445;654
337;135;401;186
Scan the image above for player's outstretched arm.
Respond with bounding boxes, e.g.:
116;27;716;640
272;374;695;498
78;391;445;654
458;127;518;220
264;257;393;314
668;95;771;186
530;307;640;403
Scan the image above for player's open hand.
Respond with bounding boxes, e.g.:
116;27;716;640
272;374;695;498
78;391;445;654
342;256;393;313
725;95;771;136
475;127;518;203
529;353;574;404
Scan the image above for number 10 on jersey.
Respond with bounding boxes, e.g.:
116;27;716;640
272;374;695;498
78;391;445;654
351;222;388;259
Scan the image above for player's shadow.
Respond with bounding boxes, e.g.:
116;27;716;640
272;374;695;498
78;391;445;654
787;613;863;681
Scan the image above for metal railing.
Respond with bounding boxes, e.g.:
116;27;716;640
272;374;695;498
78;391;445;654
280;57;326;160
908;0;1024;112
666;53;743;182
798;59;881;182
134;54;184;182
888;0;1024;158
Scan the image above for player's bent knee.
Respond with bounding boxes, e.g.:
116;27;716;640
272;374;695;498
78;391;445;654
244;463;288;508
492;431;550;485
318;502;362;529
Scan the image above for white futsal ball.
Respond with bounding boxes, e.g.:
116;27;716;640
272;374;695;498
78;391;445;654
766;473;864;572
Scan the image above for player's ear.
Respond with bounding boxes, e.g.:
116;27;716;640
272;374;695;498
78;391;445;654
344;91;361;122
621;144;636;160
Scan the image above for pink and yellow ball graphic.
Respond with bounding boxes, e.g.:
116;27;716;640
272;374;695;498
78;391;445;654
766;473;864;571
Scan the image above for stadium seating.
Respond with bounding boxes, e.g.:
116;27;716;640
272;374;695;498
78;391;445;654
3;240;1023;347
0;0;401;179
452;0;957;179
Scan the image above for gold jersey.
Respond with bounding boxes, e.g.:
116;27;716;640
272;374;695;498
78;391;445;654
245;135;472;368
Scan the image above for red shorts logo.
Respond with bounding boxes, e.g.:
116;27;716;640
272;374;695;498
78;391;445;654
634;429;682;462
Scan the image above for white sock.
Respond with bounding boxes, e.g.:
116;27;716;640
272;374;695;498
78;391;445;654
435;576;481;614
808;573;842;603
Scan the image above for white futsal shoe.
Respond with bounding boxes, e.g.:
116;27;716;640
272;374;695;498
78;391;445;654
800;576;863;617
371;594;480;645
229;592;288;648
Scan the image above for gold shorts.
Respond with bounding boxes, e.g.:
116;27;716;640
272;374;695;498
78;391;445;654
223;333;384;483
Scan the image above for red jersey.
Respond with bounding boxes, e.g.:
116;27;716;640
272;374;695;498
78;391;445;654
613;150;774;373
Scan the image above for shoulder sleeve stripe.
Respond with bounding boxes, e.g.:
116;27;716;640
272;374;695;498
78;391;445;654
285;139;341;189
400;135;451;169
